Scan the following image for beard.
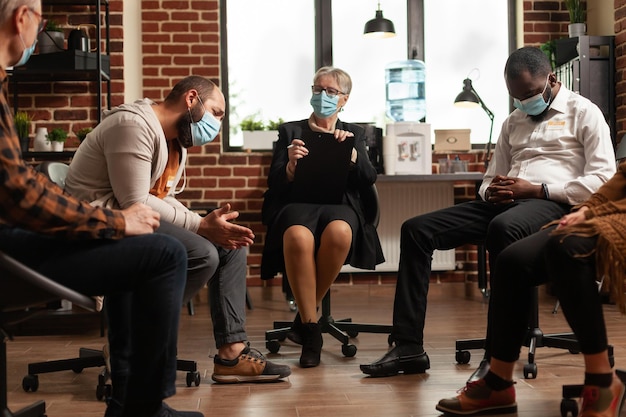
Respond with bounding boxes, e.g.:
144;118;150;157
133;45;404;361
176;102;206;148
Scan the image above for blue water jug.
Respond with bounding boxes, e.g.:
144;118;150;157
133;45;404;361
385;60;426;122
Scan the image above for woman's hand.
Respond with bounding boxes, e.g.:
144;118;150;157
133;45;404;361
286;138;308;180
333;129;355;142
556;206;589;229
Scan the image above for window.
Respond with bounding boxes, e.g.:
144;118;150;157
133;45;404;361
332;0;407;126
221;0;514;150
223;0;315;148
423;0;510;145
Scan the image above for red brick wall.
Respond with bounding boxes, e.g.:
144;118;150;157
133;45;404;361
10;1;126;148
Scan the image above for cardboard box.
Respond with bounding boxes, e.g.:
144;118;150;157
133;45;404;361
434;129;471;152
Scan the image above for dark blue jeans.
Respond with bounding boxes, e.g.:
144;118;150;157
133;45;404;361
490;226;607;362
0;227;187;409
391;198;571;347
105;221;248;408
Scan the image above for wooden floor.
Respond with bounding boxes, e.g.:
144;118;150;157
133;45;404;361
5;282;626;417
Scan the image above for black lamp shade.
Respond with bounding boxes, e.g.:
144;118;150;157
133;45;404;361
363;10;396;38
454;78;480;108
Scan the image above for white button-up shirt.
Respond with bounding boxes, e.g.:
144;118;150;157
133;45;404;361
480;85;616;205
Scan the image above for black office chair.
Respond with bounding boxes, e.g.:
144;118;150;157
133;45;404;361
265;184;393;358
22;163;201;400
1;249;99;417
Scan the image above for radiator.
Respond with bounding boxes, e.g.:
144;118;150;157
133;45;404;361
342;179;456;273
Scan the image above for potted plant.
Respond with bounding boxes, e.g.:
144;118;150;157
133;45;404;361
241;115;282;150
38;20;65;54
13;111;32;153
75;127;93;143
565;0;586;38
46;128;68;152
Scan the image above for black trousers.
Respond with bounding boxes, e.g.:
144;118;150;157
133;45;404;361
489;226;608;362
391;198;571;347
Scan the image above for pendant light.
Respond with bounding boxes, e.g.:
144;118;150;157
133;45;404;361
363;2;396;39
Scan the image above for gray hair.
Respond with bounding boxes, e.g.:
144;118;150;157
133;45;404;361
0;0;39;26
313;66;352;95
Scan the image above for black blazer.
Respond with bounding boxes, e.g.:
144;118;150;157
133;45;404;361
261;119;384;279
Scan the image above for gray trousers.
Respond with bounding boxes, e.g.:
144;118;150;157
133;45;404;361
157;221;248;348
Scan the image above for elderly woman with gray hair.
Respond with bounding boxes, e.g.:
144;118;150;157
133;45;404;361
261;67;384;368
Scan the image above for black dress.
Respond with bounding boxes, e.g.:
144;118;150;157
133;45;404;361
260;119;384;280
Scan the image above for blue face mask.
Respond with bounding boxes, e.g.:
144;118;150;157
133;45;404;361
188;96;221;147
14;34;36;67
513;77;551;116
310;91;339;118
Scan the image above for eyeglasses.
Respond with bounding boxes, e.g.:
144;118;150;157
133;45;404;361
27;8;46;34
311;85;345;98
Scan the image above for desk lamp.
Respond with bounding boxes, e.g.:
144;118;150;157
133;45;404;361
363;2;396;39
454;78;495;168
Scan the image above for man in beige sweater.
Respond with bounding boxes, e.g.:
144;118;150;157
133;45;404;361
66;76;290;415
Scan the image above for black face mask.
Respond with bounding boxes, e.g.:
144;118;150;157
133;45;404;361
175;99;206;148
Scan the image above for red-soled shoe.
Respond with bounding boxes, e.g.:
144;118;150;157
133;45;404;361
579;372;626;417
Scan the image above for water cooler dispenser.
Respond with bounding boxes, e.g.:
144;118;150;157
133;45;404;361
383;59;431;175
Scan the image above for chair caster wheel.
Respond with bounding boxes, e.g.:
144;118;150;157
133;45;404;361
455;350;471;364
560;398;578;417
22;374;39;392
266;340;281;354
186;371;201;387
347;330;358;338
342;344;357;357
523;362;537;379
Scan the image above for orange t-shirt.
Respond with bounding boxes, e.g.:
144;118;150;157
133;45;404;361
150;140;181;199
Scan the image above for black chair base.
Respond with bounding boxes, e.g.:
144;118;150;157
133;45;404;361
266;291;393;358
2;333;47;417
455;287;588;379
23;348;201;400
455;287;612;379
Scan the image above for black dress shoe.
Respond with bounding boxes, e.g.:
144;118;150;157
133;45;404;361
360;345;430;377
467;358;490;383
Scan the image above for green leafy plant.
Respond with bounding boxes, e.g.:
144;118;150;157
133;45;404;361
540;40;557;70
565;0;585;23
266;118;284;130
74;127;93;142
240;114;265;131
13;111;32;139
46;128;68;143
44;20;64;33
240;115;283;131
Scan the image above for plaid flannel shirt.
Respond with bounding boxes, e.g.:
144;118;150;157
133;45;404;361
0;68;125;239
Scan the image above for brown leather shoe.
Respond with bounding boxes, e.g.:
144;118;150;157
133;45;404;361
436;378;517;416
